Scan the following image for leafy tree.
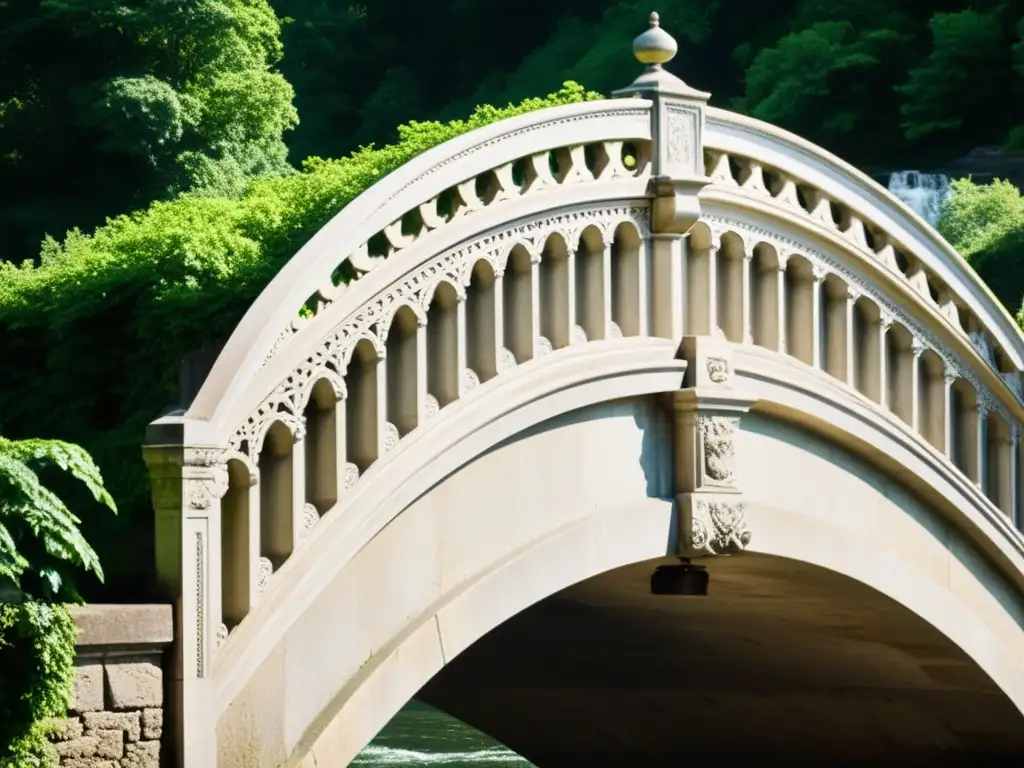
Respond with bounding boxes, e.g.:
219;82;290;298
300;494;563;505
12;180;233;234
0;0;297;258
0;435;114;764
0;83;601;600
938;177;1024;315
898;8;1017;143
0;436;115;602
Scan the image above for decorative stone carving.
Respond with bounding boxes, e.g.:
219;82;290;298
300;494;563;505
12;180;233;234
498;347;518;373
216;623;229;650
607;322;623;339
343;462;360;490
666;106;695;174
424;394;441;419
699;416;739;485
301;503;320;538
691;500;751;555
231;204;651;458
537;336;553;356
703;214;1015;422
572;325;589;345
382;422;400;457
706;356;729;384
194;530;205;678
257;557;273;595
462;368;481;393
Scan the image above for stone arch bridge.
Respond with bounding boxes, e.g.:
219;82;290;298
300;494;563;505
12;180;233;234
144;14;1024;767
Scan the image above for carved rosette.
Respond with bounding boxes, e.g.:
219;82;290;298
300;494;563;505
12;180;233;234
690;500;751;556
424;394;441;420
699;415;739;487
382;422;400;457
706;356;729;384
462;368;481;394
257;557;273;595
498;348;518;372
301;503;320;539
343;462;360;489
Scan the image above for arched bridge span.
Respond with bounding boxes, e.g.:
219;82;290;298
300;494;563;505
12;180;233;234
144;14;1024;767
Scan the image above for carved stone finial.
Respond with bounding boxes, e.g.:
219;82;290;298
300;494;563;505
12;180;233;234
632;12;678;70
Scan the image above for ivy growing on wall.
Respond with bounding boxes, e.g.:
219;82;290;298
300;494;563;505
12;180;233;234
0;436;116;765
0;82;602;600
0;604;77;767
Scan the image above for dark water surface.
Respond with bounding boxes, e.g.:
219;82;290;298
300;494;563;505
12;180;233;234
352;701;533;766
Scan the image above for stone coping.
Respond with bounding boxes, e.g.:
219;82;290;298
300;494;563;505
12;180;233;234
69;604;173;649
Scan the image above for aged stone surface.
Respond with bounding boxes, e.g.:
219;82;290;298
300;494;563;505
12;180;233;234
105;661;162;710
71;663;105;713
48;607;169;767
140;709;162;741
83;712;141;742
55;736;99;759
121;740;160;768
46;717;84;741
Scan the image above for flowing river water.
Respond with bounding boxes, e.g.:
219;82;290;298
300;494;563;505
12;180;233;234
352;702;532;766
348;169;954;768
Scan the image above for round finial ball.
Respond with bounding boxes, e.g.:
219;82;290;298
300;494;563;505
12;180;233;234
632;11;678;66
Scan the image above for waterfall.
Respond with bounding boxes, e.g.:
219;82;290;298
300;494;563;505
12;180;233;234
886;171;951;227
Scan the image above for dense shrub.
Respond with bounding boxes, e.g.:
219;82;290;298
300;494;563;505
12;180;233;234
938;177;1024;319
0;82;602;599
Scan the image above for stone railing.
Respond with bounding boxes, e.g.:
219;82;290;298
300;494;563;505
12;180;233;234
47;604;171;768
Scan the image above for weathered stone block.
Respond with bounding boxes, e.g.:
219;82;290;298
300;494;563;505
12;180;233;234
55;735;98;759
44;716;83;741
71;663;105;713
83;711;141;742
92;729;125;760
105;662;162;709
140;709;162;741
120;741;159;768
60;760;117;768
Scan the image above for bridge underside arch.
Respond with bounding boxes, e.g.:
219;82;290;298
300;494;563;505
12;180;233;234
422;551;1024;766
215;379;1024;767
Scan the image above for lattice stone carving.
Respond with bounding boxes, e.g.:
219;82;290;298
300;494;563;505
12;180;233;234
257;557;273;595
699;415;739;485
232;204;650;458
691;500;751;555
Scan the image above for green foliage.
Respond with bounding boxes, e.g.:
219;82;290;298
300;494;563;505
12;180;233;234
0;603;76;767
0;82;600;598
898;8;1016;141
938;177;1024;315
0;0;297;257
0;436;116;602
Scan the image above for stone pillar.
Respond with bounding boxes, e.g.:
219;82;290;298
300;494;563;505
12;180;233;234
672;336;756;557
144;416;228;768
615;13;711;240
49;605;172;768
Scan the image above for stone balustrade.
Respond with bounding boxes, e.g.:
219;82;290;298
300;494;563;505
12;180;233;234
46;604;171;768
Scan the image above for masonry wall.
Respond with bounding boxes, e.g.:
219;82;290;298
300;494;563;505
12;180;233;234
47;605;171;768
